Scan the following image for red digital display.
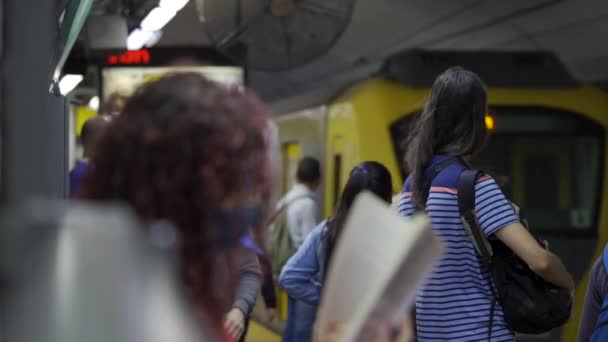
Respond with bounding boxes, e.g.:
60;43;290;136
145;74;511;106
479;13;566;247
107;49;151;65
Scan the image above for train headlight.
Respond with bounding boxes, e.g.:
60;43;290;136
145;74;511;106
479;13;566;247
485;114;495;130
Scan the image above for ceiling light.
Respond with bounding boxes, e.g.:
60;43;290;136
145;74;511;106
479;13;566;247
141;7;177;32
144;30;163;48
59;74;84;95
88;96;100;111
160;0;190;12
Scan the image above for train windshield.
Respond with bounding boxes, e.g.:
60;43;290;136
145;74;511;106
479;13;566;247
391;107;604;233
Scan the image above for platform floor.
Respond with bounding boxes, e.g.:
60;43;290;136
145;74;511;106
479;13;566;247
245;321;280;342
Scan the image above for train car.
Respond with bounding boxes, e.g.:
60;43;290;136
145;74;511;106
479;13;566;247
274;51;608;341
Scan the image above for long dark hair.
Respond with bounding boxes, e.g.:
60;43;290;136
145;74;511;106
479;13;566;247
323;161;393;278
405;66;488;209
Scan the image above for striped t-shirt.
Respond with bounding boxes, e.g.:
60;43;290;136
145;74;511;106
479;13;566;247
399;156;519;341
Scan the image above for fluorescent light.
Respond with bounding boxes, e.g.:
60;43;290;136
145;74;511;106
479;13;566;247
160;0;190;12
127;1;187;51
59;74;84;95
144;30;163;48
127;28;158;50
141;7;177;31
88;96;100;111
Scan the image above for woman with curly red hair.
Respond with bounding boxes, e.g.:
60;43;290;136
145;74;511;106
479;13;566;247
77;73;273;340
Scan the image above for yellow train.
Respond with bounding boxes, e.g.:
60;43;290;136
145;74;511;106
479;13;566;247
274;51;608;341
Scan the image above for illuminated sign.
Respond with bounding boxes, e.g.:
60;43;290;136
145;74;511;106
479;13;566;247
101;66;244;100
96;47;237;67
96;47;245;101
106;49;151;65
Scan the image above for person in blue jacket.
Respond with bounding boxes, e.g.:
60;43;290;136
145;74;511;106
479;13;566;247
69;116;110;197
279;161;393;342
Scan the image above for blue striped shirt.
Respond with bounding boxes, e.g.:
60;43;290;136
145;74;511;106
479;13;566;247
399;156;518;341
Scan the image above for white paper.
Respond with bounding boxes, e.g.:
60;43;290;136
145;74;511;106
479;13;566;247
315;191;444;342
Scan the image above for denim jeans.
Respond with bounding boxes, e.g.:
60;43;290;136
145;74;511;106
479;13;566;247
282;297;318;342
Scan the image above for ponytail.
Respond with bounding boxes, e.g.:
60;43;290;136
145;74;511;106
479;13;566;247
406;107;436;210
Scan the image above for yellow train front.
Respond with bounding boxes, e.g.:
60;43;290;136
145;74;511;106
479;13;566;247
274;51;608;342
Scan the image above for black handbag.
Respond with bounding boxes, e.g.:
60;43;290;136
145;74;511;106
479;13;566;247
458;169;572;336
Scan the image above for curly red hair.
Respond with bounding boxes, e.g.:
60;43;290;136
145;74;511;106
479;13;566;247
78;73;271;332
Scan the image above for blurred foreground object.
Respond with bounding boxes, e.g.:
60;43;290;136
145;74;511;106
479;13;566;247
0;201;205;342
315;192;443;342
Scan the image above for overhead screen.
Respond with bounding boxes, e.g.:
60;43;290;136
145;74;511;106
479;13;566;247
98;48;244;101
101;66;244;101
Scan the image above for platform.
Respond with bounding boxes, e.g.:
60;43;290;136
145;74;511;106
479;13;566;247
245;321;280;342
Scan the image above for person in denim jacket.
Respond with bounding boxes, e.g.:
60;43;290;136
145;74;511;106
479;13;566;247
279;161;393;341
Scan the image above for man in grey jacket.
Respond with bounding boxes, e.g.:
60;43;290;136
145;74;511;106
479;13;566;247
224;247;263;341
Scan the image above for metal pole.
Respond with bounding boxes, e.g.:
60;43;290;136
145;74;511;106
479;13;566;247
2;0;67;202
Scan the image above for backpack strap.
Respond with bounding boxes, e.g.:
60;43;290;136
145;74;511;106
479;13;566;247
458;170;493;265
266;194;314;226
457;169;496;340
412;157;461;206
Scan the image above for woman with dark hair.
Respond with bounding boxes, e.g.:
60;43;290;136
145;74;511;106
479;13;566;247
278;161;393;341
78;73;272;340
69;115;110;197
399;66;574;341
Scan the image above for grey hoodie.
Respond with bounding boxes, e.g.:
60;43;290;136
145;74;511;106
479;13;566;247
232;249;263;315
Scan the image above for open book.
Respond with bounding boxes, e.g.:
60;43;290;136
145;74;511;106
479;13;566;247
315;191;444;341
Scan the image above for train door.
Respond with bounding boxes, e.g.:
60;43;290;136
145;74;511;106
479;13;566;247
281;142;302;194
275;106;328;219
329;136;345;214
275;142;302;321
325;103;358;216
326;132;358;215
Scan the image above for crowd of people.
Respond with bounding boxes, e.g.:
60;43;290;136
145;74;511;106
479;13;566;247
69;68;607;342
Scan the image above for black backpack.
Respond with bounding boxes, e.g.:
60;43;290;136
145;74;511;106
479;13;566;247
458;169;572;335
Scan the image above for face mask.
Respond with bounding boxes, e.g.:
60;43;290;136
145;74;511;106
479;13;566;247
213;204;262;251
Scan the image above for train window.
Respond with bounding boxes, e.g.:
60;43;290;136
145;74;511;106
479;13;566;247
390;107;604;233
475;107;603;233
389;112;419;181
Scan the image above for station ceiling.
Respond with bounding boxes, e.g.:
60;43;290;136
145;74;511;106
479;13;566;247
90;0;608;113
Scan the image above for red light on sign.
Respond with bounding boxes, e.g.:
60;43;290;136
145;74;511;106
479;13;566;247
107;49;151;65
